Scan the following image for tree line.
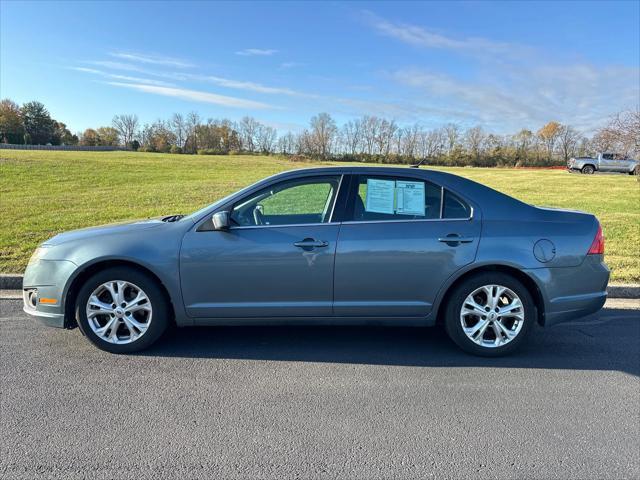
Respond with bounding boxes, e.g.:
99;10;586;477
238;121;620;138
1;98;638;167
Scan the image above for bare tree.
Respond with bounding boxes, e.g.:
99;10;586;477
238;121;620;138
341;119;362;155
256;124;277;154
465;126;486;162
557;124;581;162
112;114;139;147
170;113;187;149
239;116;259;152
309;113;337;158
185;111;200;153
443;123;460;154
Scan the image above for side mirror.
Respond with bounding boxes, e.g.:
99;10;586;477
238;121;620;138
212;211;230;230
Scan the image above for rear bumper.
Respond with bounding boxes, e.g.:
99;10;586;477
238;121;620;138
525;255;610;327
544;290;607;326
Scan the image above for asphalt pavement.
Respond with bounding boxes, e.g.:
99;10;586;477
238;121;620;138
1;298;638;479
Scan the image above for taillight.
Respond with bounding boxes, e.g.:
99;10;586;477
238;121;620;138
587;224;605;255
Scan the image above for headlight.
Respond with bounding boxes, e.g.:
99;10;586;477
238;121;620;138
27;246;50;266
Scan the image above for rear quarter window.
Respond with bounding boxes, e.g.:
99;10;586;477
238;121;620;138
443;190;471;219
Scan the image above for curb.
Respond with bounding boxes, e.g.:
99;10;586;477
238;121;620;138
1;273;638;299
0;274;22;290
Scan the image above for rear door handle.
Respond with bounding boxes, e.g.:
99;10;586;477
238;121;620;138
293;238;329;250
438;235;474;245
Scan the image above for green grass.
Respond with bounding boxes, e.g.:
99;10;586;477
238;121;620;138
1;150;638;282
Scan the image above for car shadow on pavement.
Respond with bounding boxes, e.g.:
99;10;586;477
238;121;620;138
141;307;640;376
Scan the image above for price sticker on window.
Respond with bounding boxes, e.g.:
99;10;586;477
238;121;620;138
395;180;425;216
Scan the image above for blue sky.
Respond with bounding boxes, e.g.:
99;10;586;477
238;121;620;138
1;1;638;134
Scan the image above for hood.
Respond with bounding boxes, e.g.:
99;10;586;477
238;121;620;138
43;218;166;246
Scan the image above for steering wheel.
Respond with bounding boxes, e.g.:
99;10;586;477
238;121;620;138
253;205;265;225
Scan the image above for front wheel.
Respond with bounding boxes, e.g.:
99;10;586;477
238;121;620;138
581;165;595;174
444;273;536;356
76;267;170;353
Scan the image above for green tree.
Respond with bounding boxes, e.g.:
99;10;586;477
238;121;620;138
52;121;77;145
21;101;55;144
0;99;25;144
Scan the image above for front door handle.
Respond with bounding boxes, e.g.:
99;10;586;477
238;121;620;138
438;234;475;245
293;238;329;250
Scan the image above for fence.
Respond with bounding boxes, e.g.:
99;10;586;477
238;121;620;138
0;144;130;151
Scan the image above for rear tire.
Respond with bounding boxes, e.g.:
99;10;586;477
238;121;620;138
581;165;595;174
75;267;170;353
444;273;536;357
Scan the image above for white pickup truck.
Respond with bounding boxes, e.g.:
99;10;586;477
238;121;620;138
568;153;639;175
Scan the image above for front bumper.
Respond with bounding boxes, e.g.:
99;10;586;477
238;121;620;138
525;255;610;327
23;259;77;329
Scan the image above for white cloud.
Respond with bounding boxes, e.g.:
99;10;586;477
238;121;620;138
280;62;305;69
235;48;278;56
70;67;174;87
106;82;276;109
195;75;314;97
109;52;193;68
391;65;640;131
363;11;531;60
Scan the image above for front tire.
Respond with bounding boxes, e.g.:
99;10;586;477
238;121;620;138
581;165;595;174
75;267;170;353
444;273;535;357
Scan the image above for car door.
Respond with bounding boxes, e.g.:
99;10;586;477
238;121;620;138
180;174;344;319
600;153;616;172
333;173;480;318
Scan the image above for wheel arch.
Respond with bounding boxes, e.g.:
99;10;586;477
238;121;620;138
63;259;176;328
581;163;597;172
434;264;546;326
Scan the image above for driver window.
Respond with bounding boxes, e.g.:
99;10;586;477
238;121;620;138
230;176;341;227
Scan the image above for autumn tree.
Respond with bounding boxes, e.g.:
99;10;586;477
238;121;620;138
80;128;99;146
0;99;25;144
537;121;561;162
96;126;120;146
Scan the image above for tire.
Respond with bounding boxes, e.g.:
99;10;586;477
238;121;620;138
444;273;536;357
581;165;595;174
75;267;170;353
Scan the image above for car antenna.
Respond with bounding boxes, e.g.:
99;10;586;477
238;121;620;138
410;157;429;168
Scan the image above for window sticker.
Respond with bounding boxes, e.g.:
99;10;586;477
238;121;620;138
365;179;395;214
395;180;425;216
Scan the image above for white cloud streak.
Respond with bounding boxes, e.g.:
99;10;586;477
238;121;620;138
106;82;276;109
109;52;193;68
235;48;278;56
70;67;174;87
364;11;531;60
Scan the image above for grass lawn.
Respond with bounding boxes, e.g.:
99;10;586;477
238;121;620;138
1;150;638;282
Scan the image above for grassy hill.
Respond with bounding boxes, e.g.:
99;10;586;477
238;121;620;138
1;150;638;282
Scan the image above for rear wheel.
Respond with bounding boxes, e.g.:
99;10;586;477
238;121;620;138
76;267;170;353
444;273;535;356
581;165;595;174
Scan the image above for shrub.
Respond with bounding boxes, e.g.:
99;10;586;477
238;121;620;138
170;145;182;154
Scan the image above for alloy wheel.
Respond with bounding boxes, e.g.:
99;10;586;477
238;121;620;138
85;280;153;344
459;284;525;348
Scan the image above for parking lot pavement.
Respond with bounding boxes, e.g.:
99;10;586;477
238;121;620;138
1;299;638;480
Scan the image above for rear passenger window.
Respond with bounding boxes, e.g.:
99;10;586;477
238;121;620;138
352;176;441;221
443;190;471;219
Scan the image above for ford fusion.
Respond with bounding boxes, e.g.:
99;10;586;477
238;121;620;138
23;167;609;356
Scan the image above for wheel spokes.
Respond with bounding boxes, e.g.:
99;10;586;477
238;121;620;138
460;284;525;348
86;280;153;345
